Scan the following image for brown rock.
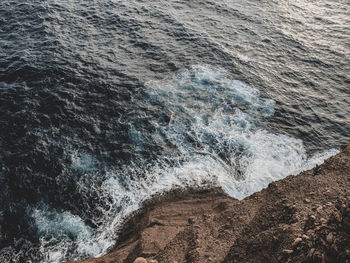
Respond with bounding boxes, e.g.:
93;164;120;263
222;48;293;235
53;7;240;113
65;145;350;263
326;232;333;243
133;257;147;263
305;215;316;230
313;251;323;261
307;248;315;259
188;217;195;224
292;237;303;247
306;229;314;236
282;249;294;254
302;234;310;240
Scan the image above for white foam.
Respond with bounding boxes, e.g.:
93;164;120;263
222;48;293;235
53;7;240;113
34;65;339;262
71;153;96;173
32;207;100;262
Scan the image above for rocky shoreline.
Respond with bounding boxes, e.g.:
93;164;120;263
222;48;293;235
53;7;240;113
68;145;350;263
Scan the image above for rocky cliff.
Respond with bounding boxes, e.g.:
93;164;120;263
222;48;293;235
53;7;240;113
68;145;350;263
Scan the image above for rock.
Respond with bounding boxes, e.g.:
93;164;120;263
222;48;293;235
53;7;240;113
133;257;147;263
216;202;228;211
306;229;314;236
149;260;158;263
292;237;303;247
302;234;310;240
305;215;316;230
307;248;315;259
316;206;323;213
292;214;300;222
188;217;195;224
204;255;212;261
304;198;311;203
282;249;294;254
326;232;333;243
312;250;322;261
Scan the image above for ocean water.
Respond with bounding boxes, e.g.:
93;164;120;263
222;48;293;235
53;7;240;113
0;0;349;262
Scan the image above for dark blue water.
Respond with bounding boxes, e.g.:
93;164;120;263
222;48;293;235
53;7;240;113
0;0;349;262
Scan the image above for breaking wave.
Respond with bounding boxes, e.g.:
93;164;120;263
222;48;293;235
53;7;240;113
32;65;338;262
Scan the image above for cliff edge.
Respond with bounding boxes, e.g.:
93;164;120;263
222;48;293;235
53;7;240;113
68;145;350;263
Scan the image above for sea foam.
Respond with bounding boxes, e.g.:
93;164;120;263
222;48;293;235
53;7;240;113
34;65;338;262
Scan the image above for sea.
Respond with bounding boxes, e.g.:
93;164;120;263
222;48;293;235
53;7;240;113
0;0;349;262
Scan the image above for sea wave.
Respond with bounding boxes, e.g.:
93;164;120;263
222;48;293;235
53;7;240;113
31;65;338;262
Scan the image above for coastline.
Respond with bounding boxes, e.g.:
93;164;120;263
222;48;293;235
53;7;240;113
67;145;350;263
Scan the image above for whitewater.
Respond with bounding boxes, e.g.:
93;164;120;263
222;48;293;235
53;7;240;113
30;65;338;262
